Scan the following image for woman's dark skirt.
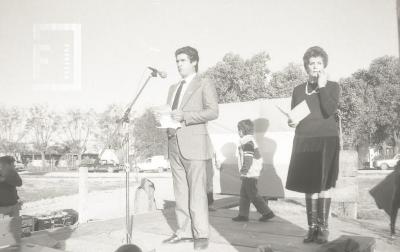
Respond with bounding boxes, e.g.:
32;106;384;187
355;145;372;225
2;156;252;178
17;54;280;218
286;135;340;194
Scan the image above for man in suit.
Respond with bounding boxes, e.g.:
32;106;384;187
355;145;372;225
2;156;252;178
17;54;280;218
160;46;219;250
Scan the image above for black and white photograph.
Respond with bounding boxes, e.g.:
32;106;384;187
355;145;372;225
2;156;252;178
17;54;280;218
0;0;400;251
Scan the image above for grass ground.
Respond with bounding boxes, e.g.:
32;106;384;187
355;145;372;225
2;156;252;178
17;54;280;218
18;171;391;221
19;175;135;203
357;174;390;220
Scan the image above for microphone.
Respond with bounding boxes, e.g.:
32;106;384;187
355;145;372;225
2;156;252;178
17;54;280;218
148;66;167;78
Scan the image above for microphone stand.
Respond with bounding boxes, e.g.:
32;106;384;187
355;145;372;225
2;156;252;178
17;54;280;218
99;69;159;245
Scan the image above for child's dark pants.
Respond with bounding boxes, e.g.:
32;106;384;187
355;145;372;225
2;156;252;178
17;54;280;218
239;177;272;217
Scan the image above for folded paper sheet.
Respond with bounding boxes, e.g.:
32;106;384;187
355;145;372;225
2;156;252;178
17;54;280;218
276;100;310;123
153;105;181;129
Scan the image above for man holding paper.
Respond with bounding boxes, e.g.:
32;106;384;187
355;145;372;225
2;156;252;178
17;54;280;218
159;46;219;250
285;46;340;245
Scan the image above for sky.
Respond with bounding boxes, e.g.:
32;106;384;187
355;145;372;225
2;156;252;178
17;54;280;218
0;0;398;113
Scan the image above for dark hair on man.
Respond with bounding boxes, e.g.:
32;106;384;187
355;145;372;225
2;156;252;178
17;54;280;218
114;244;142;252
237;119;254;135
303;46;329;71
0;155;15;165
175;46;199;72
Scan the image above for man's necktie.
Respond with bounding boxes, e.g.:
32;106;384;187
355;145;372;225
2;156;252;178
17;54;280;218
171;80;185;110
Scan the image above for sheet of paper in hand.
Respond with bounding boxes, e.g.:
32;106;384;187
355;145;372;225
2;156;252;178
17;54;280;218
152;105;181;129
276;100;310;123
290;100;310;123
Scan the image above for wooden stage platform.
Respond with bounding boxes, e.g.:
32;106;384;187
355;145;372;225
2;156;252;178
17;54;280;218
8;208;384;251
1;197;392;251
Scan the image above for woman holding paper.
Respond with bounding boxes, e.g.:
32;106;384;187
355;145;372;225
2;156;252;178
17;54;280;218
286;46;340;244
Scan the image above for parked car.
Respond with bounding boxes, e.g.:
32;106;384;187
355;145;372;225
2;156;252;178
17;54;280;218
15;161;26;172
88;164;122;173
85;159;122;173
373;154;400;170
359;161;375;170
136;156;170;173
93;163;122;173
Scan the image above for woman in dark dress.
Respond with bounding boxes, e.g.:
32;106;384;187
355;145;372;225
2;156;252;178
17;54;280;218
286;46;340;244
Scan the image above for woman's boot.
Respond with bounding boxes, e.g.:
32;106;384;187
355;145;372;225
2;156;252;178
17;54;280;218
303;198;318;243
316;198;331;244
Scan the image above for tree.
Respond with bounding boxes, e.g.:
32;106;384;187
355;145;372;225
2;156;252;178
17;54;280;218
0;105;28;155
203;52;271;103
267;63;307;98
95;104;126;151
338;76;375;149
132;109;167;160
367;56;400;153
26;104;60;168
61;109;96;163
339;56;400;153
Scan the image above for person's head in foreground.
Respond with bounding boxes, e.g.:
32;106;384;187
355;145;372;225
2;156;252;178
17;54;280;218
0;155;16;171
114;244;142;252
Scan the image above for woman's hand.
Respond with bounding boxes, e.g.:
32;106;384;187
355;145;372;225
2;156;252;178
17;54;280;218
288;118;298;128
318;70;328;88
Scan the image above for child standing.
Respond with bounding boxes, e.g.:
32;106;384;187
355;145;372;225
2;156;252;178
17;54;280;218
232;119;275;222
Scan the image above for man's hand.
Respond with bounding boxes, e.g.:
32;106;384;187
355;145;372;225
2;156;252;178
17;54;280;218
150;108;161;123
171;110;184;122
153;112;161;123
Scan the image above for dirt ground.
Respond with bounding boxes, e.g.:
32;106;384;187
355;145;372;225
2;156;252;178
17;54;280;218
357;173;390;221
15;171;399;241
19;172;174;219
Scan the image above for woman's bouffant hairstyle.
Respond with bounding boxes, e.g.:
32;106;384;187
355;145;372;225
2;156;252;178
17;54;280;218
303;46;329;71
237;119;254;135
